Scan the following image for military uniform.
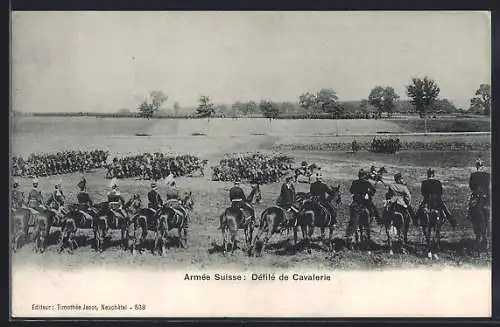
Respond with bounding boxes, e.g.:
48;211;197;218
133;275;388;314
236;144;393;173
11;188;24;211
28;187;44;210
310;179;337;224
420;177;453;223
148;188;163;210
467;170;490;220
107;189;127;218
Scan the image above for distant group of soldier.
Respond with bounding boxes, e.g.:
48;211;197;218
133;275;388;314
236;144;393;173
211;152;294;184
12;150;109;177
370;137;402;154
105;153;207;180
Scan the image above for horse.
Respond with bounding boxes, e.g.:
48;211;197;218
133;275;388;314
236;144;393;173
154;192;194;255
92;195;141;253
468;194;490;255
346;200;372;251
58;209;78;254
382;202;411;255
219;185;260;255
299;186;341;254
11;207;31;251
58;203;95;253
128;201;164;255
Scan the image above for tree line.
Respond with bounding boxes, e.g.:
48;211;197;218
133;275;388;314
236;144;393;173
135;78;490;120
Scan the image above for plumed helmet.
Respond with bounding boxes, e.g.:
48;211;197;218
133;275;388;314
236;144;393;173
475;158;484;168
427;168;435;178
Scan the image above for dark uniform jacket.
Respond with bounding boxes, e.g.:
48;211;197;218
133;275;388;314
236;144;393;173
310;181;334;202
77;191;93;207
469;171;490;197
349;179;376;203
229;186;246;202
148;190;163;209
278;183;296;208
421;179;443;200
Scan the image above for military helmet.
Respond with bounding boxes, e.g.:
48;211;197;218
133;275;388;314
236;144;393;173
427;168;435;178
394;173;403;182
358;169;366;179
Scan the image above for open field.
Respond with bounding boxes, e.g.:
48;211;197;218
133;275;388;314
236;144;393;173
11;117;491;271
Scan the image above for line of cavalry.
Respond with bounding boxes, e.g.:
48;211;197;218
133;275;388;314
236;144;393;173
10;158;490;261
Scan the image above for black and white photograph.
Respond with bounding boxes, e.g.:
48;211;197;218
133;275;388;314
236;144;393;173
10;11;491;317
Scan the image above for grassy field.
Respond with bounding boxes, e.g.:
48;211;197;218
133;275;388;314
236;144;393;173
11;117;491;271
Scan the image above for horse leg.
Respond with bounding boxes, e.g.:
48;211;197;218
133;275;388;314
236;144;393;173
320;227;325;248
307;225;314;254
433;228;441;260
386;226;393;256
328;226;335;253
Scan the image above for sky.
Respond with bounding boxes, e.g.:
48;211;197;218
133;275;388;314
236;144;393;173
11;11;491;113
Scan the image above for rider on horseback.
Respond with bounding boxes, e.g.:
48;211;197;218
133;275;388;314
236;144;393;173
385;173;415;221
277;176;298;222
219;179;255;229
77;177;95;223
466;158;490;221
28;178;44;210
148;182;163;212
347;169;378;234
107;179;128;219
418;168;456;227
11;180;25;211
48;182;66;209
310;173;337;224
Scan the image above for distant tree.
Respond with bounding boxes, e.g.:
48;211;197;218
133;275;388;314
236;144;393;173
405;77;440;118
315;88;341;115
368;86;399;118
299;92;318;112
137;90;168;118
173;102;180;116
358;99;372;114
196;95;216;120
470;84;491;116
259;100;280;120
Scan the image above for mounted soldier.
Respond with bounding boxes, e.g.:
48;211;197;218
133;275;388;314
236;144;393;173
76;177;95;223
107;178;127;219
11;180;25;212
219;179;255;229
466;158;490;221
385;173;415;220
148;181;163;213
27;178;45;225
277;176;298;223
310;173;337;223
47;181;66;210
419;168;456;227
28;178;44;211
